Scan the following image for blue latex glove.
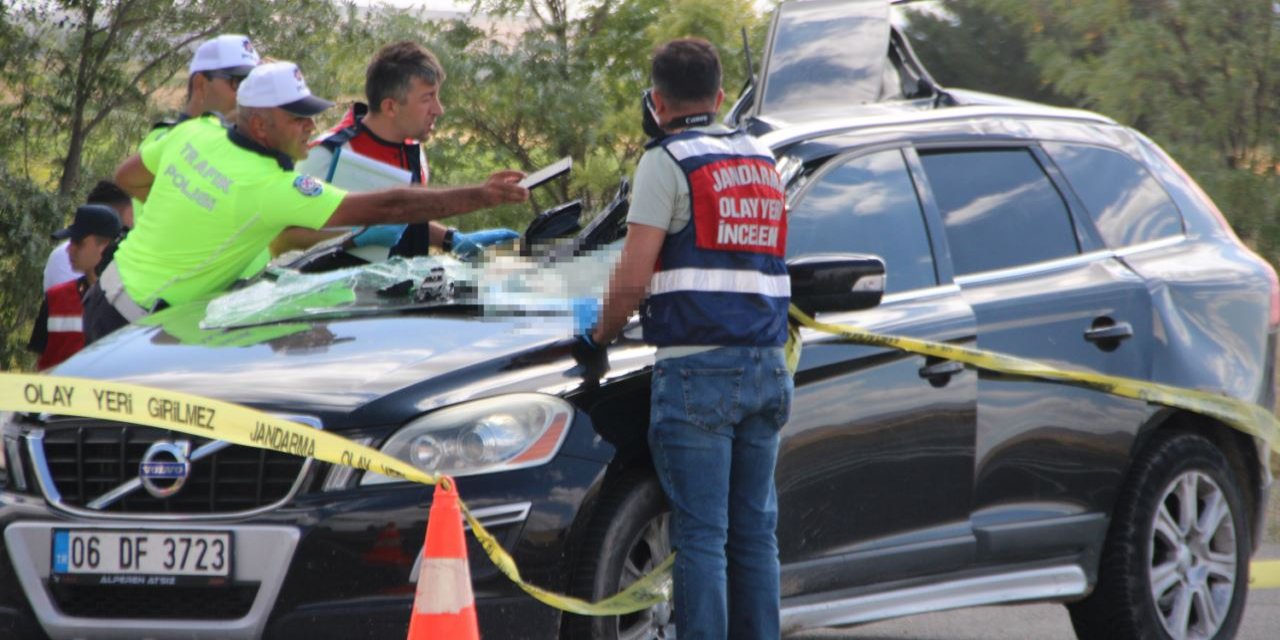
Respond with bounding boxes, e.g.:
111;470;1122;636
451;228;520;257
351;224;407;248
572;297;599;334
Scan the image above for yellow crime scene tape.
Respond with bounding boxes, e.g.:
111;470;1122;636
2;300;1280;618
0;373;671;616
786;306;1280;590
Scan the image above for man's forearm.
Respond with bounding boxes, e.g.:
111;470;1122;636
593;280;649;345
326;170;527;229
328;186;491;228
390;186;500;222
590;224;667;344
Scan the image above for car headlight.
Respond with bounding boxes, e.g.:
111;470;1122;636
361;394;574;484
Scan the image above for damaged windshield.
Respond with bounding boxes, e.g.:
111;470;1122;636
193;248;621;330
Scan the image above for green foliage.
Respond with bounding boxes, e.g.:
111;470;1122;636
984;0;1280;172
902;0;1070;106
0;164;72;371
915;0;1280;261
431;0;764;226
4;1;252;193
647;0;758;97
1194;169;1280;267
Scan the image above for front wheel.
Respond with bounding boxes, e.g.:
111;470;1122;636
1068;432;1250;640
563;473;674;640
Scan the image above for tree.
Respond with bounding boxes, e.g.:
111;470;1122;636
976;0;1280;263
0;0;361;197
5;1;240;195
902;0;1069;106
0;164;69;370
985;0;1280;173
434;0;764;220
0;0;353;370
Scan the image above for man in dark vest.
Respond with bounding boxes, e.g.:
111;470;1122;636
572;38;792;640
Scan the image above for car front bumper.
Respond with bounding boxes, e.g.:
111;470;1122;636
0;452;606;640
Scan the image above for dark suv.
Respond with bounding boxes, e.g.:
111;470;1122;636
1;1;1276;639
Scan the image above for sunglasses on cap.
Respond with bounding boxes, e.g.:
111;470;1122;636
203;71;247;88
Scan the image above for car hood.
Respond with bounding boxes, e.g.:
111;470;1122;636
54;303;578;415
52;253;621;415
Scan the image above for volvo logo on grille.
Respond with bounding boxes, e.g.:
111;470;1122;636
139;440;191;498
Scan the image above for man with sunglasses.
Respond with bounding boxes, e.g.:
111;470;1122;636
138;34;261;152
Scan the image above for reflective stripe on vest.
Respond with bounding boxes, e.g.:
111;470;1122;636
649;268;791;297
641;129;789;348
47;315;83;332
39;279;86;370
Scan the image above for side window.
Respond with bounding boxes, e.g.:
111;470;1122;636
919;148;1077;276
1042;142;1184;247
786;149;936;294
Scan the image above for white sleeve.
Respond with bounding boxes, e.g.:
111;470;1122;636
626;149;687;233
43;242;79;291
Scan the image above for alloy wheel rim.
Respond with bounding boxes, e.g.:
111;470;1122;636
615;512;674;640
1149;470;1237;640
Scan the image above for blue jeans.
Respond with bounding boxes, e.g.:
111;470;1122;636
649;346;793;640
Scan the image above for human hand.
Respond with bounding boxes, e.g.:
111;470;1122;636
570;333;609;383
482;170;529;206
572;297;599;334
451;228;520;257
351;224;408;247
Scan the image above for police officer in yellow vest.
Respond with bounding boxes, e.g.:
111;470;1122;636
127;34;261;240
85;61;528;344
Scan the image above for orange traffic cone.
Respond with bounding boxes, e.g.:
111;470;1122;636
408;478;480;640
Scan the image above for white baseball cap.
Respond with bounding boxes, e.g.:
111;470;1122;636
189;34;260;76
236;61;334;117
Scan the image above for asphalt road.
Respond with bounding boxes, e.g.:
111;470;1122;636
787;544;1280;640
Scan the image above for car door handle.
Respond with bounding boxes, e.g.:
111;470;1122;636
1084;322;1134;343
918;359;964;384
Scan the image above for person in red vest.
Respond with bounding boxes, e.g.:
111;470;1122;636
274;41;519;261
28;204;122;370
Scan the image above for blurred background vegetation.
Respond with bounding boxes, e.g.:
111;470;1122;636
2;0;1279;371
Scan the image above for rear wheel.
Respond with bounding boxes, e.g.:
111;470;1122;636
564;473;674;640
1068;432;1250;640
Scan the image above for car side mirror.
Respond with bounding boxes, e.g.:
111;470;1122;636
787;253;885;316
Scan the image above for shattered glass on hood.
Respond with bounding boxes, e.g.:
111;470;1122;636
200;249;620;330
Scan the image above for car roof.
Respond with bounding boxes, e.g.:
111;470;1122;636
758;95;1118;156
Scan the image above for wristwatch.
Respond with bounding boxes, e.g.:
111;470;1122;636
441;227;458;252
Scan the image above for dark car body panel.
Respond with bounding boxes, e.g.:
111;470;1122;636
777;288;978;596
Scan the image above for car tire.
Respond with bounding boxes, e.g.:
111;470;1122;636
563;472;674;640
1067;432;1250;640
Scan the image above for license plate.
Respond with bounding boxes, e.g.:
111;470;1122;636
51;529;232;587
